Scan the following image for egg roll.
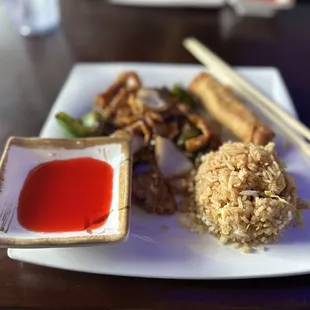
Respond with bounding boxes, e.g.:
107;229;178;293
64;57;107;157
189;72;274;145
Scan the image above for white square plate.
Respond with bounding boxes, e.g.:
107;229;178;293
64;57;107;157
8;63;310;279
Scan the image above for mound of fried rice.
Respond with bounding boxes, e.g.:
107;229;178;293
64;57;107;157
190;142;303;252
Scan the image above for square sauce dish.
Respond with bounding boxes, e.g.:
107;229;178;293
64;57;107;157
0;137;131;248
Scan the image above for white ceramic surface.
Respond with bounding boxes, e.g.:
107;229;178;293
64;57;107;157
8;63;310;279
109;0;224;8
227;0;294;17
0;137;131;247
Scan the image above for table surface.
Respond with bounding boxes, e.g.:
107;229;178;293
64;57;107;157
1;1;310;309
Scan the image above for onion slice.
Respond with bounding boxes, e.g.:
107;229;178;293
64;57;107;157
155;136;193;178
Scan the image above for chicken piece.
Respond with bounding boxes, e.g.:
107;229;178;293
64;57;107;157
113;120;151;146
185;113;211;153
177;103;211;153
95;81;123;109
113;115;139;128
189;72;274;145
127;93;145;116
95;89;132;121
108;89;130;114
144;112;164;128
94;71;141;109
119;71;141;92
185;135;210;153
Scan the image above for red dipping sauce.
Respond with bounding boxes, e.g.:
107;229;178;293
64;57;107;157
17;157;113;233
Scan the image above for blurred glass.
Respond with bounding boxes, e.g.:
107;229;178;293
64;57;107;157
5;0;60;36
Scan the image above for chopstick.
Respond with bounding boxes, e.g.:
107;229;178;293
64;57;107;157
183;37;310;158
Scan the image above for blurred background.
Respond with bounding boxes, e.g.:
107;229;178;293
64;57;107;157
0;0;309;147
1;1;310;308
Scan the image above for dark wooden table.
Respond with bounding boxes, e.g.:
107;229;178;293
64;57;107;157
1;1;310;309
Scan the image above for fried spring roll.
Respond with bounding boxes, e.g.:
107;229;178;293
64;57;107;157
189;72;274;145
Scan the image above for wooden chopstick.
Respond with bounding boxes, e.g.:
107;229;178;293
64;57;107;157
183;37;310;158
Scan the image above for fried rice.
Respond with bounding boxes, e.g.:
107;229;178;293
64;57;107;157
180;142;305;253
